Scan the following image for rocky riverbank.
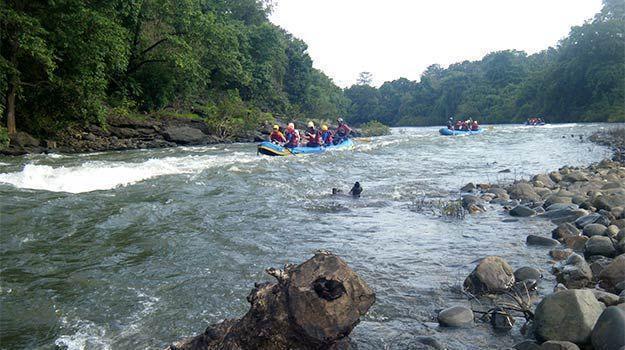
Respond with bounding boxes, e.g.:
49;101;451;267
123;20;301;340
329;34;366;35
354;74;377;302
448;130;625;349
589;127;625;163
0;114;269;156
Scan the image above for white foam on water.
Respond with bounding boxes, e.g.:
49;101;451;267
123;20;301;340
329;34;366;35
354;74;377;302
0;162;8;166
0;153;260;193
355;138;403;152
55;319;111;350
46;153;66;159
178;145;219;152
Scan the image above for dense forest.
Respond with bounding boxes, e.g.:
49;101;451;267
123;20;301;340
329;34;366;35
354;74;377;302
0;0;348;138
345;0;625;126
1;0;624;142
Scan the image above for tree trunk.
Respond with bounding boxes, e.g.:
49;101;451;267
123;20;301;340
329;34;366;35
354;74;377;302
5;20;19;134
6;74;17;134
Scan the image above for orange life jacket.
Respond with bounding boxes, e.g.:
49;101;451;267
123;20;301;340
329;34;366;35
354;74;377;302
270;130;286;143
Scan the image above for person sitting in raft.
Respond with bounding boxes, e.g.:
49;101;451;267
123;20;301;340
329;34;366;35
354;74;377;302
284;123;300;148
269;124;286;144
447;117;454;130
321;125;333;146
305;121;322;147
470;120;479;131
455;120;463;130
333;117;352;144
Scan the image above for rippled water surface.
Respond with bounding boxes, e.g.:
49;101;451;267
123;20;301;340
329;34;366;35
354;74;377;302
0;124;619;349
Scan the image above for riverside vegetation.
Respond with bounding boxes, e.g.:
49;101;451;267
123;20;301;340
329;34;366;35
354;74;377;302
1;0;624;155
444;128;625;350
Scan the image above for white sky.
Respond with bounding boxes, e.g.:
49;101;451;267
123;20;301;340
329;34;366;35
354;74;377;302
269;0;603;87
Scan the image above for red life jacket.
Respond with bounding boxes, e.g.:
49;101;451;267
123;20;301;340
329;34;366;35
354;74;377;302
306;128;322;144
336;124;351;137
285;129;299;146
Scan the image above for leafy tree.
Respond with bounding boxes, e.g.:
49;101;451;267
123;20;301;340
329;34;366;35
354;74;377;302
357;71;373;86
1;0;55;134
344;0;624;126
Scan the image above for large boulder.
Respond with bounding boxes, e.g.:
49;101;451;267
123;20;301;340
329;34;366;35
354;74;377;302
550;248;573;261
591;306;625;350
546;209;588;225
590;289;620;307
582;224;608;237
165;251;375;350
163;126;210;145
564;171;589;183
543;195;573;208
598;254;625;293
552;223;581;241
584;236;617;258
510;205;537;217
461;195;481;209
555;253;593;289
594;194;625;212
564;235;589;251
549;171;563;183
508;182;541;203
527;235;559;247
590;257;614;280
486;187;508;197
606;225;620;238
575;214;611;229
546;203;578;212
533;174;556;189
463;256;515;295
534;289;604;344
437;306;474;327
514;267;542;281
460;182;476;192
8;131;40;147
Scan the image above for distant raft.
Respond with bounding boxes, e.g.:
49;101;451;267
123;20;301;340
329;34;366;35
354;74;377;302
257;138;355;156
439;128;485;136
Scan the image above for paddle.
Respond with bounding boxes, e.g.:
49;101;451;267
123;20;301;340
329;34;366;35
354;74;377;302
285;146;294;155
354;137;372;142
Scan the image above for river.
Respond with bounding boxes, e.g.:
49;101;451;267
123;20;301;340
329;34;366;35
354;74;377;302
0;124;617;349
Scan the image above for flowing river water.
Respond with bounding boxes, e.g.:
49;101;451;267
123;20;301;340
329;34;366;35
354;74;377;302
0;124;618;349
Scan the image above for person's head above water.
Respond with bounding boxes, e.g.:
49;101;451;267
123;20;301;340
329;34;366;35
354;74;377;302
349;182;362;197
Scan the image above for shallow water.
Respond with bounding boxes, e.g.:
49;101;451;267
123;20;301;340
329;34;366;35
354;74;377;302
0;124;619;349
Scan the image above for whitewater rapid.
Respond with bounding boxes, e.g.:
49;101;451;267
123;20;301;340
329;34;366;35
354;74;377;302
0;152;262;193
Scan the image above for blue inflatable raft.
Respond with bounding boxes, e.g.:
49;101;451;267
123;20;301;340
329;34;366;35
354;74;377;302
257;138;355;156
439;128;485;136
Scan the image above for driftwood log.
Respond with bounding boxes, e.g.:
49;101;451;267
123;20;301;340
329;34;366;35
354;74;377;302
166;251;375;350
